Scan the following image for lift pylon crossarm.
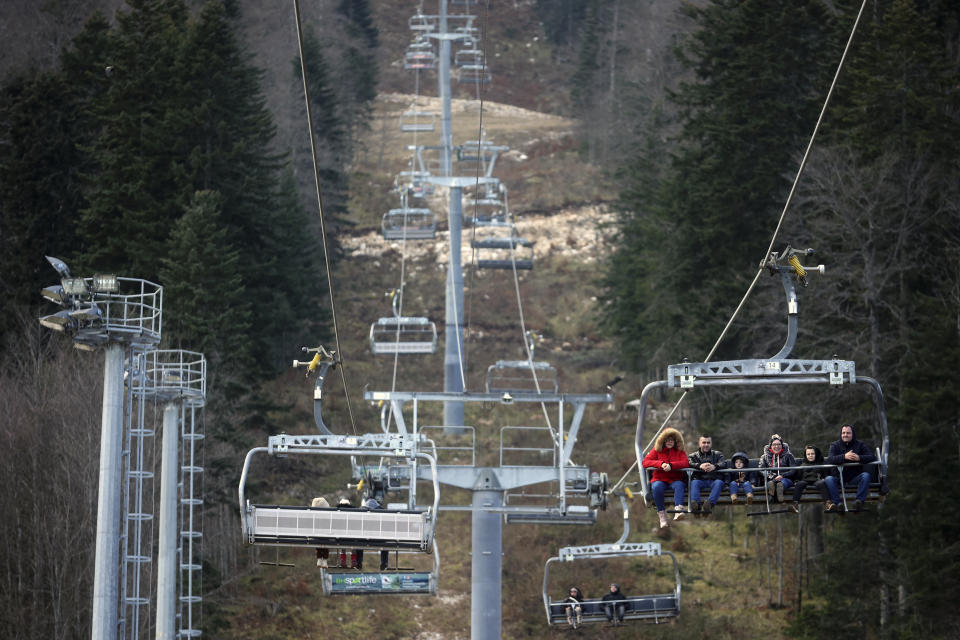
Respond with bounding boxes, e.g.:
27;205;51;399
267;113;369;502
668;358;857;389
268;432;421;456
558;541;663;560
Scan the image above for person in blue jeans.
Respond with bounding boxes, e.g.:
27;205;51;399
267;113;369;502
759;434;796;502
823;424;876;512
688;435;727;516
727;452;758;504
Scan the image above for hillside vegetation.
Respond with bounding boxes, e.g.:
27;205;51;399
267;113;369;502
1;1;959;639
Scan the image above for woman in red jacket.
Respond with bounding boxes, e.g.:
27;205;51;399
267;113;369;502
642;427;690;528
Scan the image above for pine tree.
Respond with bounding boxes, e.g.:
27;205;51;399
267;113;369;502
160;189;252;373
601;0;835;367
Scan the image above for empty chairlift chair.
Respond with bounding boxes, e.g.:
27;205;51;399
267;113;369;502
485;331;556;393
454;48;484;68
395;170;435;199
404;39;437;71
400;109;437;133
472;233;534;270
457;64;491;85
369;290;438;355
382;206;436;240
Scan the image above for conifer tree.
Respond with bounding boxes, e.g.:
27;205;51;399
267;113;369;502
160;189;252;373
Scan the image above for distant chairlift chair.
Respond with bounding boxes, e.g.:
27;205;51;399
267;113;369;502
382;206;437;241
369;290;438;355
485;331;556;393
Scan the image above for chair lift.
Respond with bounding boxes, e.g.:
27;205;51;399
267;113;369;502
542;494;682;626
504;470;608;525
400;108;437;133
472;231;534;270
369;289;438;355
454;48;484;68
633;246;890;515
456;64;491;85
464;196;510;228
394;170;435;199
485;331;557;393
408;12;435;33
238;352;441;595
382;204;437;241
404;38;437;70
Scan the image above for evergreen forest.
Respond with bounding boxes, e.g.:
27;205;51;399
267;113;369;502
1;1;958;639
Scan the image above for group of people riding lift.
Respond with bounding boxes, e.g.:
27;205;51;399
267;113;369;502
642;423;880;529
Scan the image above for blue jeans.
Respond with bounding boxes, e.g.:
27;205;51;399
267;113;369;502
729;480;754;497
691;478;725;505
651;480;685;511
769;477;794;493
823;472;871;503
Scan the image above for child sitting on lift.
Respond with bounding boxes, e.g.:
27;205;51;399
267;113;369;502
563;587;583;629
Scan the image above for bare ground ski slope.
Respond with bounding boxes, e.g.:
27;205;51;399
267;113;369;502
212;91;802;640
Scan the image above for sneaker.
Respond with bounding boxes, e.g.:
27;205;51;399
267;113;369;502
703;501;714;515
730;494;739;504
790;502;800;513
691;501;702;515
577;614;582;626
825;500;836;512
566;616;573;627
673;506;686;521
746;493;754;505
657;510;669;528
854;499;864;512
775;482;785;503
767;480;775;496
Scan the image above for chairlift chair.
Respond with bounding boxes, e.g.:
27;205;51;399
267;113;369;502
456;64;491;85
472;235;534;270
394;170;435;199
454;48;485;68
404;40;437;70
408;13;435;32
400;110;437;133
464;197;510;228
632;247;890;514
238;433;439;552
485;360;557;393
369;290;438;355
542;495;681;626
382;207;437;240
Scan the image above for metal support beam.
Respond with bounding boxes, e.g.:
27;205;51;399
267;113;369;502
92;343;125;640
155;402;179;640
471;482;502;640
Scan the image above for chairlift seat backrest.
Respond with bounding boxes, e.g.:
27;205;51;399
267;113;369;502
382;208;436;240
485;359;557;393
246;505;430;551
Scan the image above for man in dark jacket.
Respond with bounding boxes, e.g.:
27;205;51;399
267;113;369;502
602;583;626;625
823;424;876;512
688;435;727;515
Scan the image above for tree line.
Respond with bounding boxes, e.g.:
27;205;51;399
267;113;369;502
581;0;960;637
0;0;378;637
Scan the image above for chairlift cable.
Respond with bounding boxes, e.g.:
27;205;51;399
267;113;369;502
292;0;358;436
614;0;870;493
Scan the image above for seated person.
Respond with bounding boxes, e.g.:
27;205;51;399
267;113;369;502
563;587;583;628
362;496;391;571
760;434;796;502
311;496;330;567
727;452;757;504
602;583;626;625
688;435;727;515
642;427;690;528
790;445;831;513
823;424;877;512
337;497;363;569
